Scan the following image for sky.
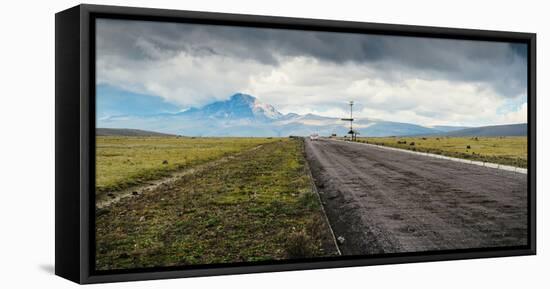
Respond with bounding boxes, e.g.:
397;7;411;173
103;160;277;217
96;18;528;127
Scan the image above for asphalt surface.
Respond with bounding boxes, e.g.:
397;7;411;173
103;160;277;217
305;138;528;255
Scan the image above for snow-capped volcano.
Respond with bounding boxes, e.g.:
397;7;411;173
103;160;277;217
179;93;282;122
250;95;283;120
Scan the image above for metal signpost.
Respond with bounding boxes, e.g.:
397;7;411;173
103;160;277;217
341;101;357;141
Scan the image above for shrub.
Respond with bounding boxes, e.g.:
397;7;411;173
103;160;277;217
284;229;318;259
284;218;325;259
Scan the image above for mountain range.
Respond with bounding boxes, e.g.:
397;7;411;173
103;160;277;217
98;92;526;137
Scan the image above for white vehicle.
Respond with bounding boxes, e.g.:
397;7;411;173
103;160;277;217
310;133;319;141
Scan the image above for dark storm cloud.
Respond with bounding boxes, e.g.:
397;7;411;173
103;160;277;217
97;19;527;98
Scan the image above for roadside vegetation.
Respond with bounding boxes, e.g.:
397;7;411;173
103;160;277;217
96;136;276;198
357;136;527;168
95;138;338;270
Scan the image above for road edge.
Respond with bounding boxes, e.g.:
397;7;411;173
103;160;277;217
301;138;342;256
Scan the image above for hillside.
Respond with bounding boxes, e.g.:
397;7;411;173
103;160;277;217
96;128;175;137
444;123;527;137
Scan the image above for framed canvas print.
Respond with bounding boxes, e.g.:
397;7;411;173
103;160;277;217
55;4;536;284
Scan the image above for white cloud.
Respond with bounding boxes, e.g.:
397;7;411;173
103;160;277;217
497;102;528;124
96;21;528;127
97;47;271;108
243;56;520;126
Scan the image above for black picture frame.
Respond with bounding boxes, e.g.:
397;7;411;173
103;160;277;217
55;4;536;284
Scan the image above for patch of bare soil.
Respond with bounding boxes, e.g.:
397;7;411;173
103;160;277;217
96;144;264;209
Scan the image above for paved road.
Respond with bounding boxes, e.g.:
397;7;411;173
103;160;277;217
305;138;528;255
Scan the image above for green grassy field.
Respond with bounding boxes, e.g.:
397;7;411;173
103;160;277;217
95;138;338;270
96;136;276;197
357;136;527;168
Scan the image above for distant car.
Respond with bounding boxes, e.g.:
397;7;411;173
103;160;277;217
310;133;319;141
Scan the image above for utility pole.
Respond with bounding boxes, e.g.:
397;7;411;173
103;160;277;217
341;101;357;141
